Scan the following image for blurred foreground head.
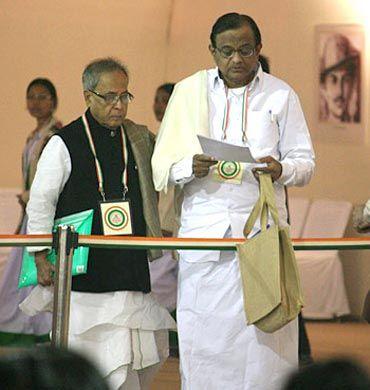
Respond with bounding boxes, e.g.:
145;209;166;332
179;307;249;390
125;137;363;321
283;358;370;390
0;346;110;390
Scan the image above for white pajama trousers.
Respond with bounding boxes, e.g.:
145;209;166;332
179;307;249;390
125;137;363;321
177;250;298;390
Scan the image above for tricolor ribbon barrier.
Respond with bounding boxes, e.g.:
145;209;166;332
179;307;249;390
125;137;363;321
1;234;370;250
0;231;369;348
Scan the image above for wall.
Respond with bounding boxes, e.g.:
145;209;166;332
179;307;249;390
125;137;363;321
0;0;173;188
0;0;369;314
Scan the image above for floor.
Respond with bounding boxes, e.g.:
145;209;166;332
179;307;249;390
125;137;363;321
0;321;368;389
150;321;370;390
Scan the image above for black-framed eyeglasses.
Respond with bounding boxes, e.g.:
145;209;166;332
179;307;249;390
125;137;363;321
89;90;134;105
215;45;256;59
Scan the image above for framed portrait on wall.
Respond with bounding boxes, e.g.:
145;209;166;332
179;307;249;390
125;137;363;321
315;24;365;143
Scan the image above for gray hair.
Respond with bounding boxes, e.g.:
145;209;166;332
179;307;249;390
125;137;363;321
82;57;129;91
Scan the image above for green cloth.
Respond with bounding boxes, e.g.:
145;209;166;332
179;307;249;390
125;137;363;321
0;331;49;347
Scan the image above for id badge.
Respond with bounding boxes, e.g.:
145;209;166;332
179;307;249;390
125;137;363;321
100;199;133;235
213;161;243;184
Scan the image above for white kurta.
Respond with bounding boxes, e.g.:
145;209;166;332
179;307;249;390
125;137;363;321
152;66;315;390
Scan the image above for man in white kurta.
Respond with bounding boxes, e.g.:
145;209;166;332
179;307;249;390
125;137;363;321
152;13;315;390
26;58;176;390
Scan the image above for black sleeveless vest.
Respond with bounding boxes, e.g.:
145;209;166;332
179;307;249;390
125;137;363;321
55;110;150;293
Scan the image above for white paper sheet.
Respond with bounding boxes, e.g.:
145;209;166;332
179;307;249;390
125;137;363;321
197;135;266;167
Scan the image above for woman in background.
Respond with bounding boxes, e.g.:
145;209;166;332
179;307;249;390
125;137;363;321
0;78;62;346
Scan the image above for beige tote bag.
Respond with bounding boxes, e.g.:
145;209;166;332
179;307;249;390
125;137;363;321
236;173;304;333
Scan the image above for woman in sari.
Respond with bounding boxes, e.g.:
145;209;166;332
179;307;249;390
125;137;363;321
0;78;62;346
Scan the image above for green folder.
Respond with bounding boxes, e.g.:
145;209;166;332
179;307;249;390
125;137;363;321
19;209;94;288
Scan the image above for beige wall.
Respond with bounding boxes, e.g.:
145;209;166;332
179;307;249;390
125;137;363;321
0;0;369;313
0;0;173;183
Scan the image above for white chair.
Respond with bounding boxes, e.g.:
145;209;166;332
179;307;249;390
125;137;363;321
288;197;310;239
0;188;21;281
296;199;352;319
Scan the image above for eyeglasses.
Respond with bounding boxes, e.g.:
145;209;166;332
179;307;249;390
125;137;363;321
89;90;134;105
215;45;256;59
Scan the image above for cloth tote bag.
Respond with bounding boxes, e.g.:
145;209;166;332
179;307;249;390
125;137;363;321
236;174;304;333
19;209;94;288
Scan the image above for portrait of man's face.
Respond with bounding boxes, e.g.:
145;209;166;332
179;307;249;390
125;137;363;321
321;67;356;122
318;31;361;124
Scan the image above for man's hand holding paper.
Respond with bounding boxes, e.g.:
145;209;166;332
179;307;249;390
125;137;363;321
197;135;274;180
192;154;218;178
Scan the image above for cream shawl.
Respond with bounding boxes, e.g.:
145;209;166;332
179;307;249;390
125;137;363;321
152;70;210;192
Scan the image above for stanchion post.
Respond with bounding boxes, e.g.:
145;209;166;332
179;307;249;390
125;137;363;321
51;225;78;348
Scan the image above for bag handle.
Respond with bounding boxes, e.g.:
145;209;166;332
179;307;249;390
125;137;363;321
243;173;279;238
259;174;279;226
243;192;264;237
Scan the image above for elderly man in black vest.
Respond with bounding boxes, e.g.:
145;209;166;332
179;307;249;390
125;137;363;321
26;57;175;390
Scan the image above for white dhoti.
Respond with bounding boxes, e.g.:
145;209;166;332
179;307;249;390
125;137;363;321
20;287;176;390
177;250;298;390
68;291;176;390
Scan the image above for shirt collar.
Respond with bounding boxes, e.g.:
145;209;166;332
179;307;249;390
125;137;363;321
210;63;263;93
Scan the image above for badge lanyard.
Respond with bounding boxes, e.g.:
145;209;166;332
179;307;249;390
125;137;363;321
82;114;128;202
82;114;134;235
215;86;248;185
221;86;248;143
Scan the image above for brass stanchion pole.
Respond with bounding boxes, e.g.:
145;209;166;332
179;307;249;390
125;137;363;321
51;225;77;348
